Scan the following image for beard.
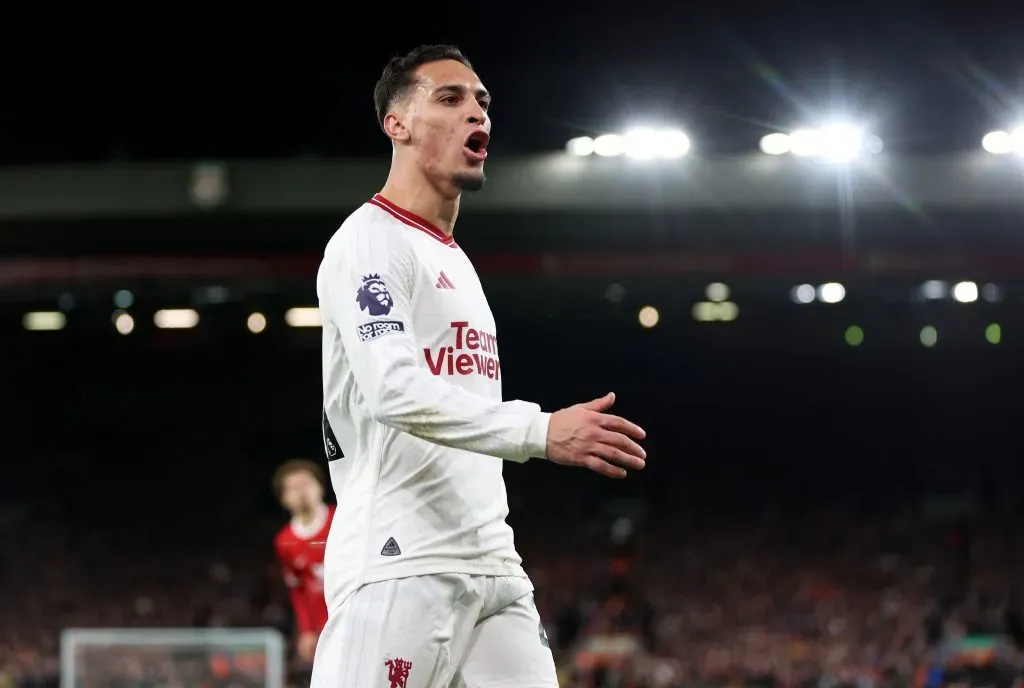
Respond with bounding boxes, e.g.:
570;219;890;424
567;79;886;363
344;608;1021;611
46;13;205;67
452;169;486;192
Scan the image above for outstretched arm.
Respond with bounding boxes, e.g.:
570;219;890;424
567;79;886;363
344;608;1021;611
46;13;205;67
322;223;648;478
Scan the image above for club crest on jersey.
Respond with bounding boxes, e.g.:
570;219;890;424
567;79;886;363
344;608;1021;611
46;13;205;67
384;658;412;688
356;273;393;316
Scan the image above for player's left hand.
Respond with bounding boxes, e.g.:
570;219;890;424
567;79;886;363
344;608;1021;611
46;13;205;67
297;632;318;662
546;392;647;478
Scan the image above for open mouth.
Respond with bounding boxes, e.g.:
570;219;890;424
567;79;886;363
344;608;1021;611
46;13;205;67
464;132;489;160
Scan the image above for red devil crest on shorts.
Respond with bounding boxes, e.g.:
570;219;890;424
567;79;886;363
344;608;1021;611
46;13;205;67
384;658;412;688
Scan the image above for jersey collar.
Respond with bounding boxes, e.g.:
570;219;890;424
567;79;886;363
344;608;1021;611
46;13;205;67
368;194;458;248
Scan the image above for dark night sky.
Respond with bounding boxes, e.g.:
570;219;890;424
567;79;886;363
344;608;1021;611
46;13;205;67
3;0;1022;164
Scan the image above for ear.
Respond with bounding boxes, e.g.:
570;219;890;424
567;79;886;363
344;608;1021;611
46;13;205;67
383;111;410;143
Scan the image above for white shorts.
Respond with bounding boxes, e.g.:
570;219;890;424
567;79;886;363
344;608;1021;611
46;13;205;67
310;573;557;688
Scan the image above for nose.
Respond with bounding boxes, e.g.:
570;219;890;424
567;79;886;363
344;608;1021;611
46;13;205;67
465;106;487;126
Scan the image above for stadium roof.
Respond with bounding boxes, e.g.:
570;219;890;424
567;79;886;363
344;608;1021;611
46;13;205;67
3;153;1022;221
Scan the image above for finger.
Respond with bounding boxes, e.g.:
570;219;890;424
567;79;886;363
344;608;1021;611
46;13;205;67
577;392;615;412
583;455;628;479
596;442;646;470
598;430;646;461
597;414;646;439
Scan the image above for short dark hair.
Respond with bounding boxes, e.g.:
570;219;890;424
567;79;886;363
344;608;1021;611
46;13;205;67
373;45;474;131
272;459;325;499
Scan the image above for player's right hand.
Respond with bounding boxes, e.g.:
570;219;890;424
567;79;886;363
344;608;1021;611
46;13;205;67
545;393;647;478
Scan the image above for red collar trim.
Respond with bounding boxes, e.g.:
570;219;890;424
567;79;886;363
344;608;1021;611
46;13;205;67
368;194;458;248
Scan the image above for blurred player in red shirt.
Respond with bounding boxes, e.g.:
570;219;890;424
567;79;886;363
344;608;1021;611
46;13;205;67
272;459;335;662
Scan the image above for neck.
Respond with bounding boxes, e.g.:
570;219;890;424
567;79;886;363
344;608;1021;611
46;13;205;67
294;503;325;527
379;162;460;237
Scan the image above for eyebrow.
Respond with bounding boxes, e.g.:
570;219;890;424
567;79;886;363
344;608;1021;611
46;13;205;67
434;84;490;101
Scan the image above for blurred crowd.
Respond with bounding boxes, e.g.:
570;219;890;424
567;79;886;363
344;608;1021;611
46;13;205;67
2;491;1022;688
528;510;1024;687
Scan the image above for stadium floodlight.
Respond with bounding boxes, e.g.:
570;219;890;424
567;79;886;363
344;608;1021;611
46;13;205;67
818;124;866;161
23;311;66;331
154;308;199;329
638;305;660;328
982;130;1012;154
114;311;134;335
565;136;596;156
1013;125;1024;152
593;134;626;157
705;282;730;302
692;301;739;322
787;129;824;158
623;127;690;159
247;312;267;333
760;124;882;162
920;280;946;300
568;128;690;159
760;133;792;155
793;125;861;161
981;125;1024;155
791;284;816;304
623;129;663;159
817;282;846;304
285;307;322;328
952;281;978;303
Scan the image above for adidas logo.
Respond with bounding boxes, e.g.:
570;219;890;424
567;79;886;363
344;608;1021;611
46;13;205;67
380;537;402;557
435;271;455;289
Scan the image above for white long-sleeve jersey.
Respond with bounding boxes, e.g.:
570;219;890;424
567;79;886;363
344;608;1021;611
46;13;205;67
316;193;552;611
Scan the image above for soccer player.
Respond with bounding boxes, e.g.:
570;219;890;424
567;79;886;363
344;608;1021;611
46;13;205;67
272;459;335;663
312;45;648;687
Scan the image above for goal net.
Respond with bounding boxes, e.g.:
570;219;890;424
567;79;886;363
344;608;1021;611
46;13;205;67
59;628;286;688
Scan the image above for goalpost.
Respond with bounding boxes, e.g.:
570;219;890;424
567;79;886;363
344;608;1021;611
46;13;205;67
60;628;286;688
